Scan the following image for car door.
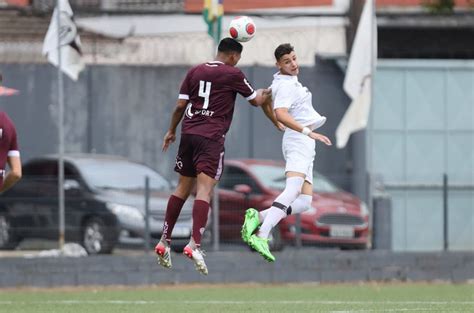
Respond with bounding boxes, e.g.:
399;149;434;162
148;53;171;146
33;161;88;240
0;162;43;239
30;160;61;239
218;165;265;241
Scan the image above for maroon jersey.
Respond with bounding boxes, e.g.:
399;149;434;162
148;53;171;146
0;112;19;186
179;61;256;143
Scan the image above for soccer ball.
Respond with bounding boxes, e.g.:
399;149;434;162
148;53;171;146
228;16;256;42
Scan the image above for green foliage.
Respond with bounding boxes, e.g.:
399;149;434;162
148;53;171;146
423;0;455;13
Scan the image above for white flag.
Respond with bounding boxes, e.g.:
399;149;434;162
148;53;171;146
42;0;84;81
336;0;377;149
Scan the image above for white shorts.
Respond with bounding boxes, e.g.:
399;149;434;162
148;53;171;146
282;128;315;184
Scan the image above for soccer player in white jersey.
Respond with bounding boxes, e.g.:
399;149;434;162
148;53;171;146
241;43;332;262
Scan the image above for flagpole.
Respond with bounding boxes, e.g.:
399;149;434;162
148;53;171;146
56;0;66;250
367;0;376;209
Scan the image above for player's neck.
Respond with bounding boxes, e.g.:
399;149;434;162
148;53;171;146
215;54;234;66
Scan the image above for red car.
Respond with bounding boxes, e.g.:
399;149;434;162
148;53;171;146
217;159;370;250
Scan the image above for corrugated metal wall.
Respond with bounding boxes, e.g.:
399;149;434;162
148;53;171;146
370;59;474;251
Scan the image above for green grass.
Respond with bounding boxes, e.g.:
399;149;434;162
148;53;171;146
0;283;472;313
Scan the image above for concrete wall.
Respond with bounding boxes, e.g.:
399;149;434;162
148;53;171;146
0;59;353;191
0;250;472;287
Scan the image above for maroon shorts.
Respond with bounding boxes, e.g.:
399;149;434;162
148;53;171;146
174;134;225;180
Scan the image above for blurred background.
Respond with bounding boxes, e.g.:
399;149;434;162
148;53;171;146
0;0;472;285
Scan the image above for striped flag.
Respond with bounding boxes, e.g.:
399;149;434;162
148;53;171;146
203;0;224;44
42;0;84;81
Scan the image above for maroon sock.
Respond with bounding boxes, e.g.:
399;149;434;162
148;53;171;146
191;200;210;246
162;195;186;243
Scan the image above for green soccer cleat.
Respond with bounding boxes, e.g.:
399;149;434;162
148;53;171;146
248;234;275;262
241;208;260;243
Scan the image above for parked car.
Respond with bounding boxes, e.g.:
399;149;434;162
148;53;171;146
0;154;194;254
217;159;370;250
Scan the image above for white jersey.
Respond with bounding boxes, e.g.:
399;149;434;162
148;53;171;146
271;72;326;130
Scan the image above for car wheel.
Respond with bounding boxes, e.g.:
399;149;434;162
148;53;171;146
0;214;19;250
82;217;115;255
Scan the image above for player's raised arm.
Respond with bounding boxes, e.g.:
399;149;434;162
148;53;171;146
261;96;285;131
0;155;21;193
162;99;188;152
248;88;271;107
275;107;332;146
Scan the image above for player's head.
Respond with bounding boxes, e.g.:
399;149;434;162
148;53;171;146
217;37;243;66
274;43;299;76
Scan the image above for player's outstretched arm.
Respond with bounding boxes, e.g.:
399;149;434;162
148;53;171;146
275;108;332;146
0;156;21;193
261;96;285;131
308;132;332;146
249;88;271;107
162;99;188;152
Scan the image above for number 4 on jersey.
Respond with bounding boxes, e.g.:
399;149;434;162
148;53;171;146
199;80;212;109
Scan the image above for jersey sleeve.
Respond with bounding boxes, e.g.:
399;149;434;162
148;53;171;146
272;82;295;110
178;68;193;100
232;71;257;101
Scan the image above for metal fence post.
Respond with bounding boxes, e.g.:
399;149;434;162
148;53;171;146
144;176;150;253
443;173;448;251
212;185;220;251
295;214;302;248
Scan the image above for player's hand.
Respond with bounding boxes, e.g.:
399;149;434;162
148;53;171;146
262;88;272;96
275;121;286;131
309;132;332;146
262;89;272;102
162;131;176;152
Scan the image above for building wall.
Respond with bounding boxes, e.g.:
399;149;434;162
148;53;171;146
0;59;352;191
370;59;474;251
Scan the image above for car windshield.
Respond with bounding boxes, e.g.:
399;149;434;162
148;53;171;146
76;159;171;191
249;164;340;193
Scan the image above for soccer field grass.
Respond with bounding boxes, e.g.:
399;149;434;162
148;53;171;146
0;283;472;313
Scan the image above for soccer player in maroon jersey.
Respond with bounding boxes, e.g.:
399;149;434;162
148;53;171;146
0;74;22;193
155;38;278;275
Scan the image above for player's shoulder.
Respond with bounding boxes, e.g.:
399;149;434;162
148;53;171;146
0;112;10;123
271;77;294;93
217;63;242;76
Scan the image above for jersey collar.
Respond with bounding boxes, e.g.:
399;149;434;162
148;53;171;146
273;71;298;82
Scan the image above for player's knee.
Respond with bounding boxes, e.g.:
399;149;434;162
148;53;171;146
300;195;312;212
289;194;313;215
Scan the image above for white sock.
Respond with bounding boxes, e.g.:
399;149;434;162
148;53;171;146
258;176;304;239
289;194;313;215
260;194;312;221
258;209;270;222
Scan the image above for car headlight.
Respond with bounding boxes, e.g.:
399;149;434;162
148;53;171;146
360;202;369;217
107;203;144;222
